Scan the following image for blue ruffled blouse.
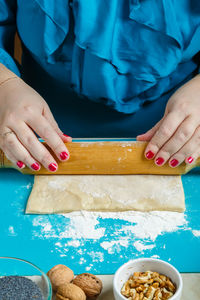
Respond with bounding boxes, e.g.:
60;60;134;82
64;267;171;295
0;0;200;134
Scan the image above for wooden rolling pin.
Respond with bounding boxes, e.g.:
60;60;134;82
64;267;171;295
0;140;199;175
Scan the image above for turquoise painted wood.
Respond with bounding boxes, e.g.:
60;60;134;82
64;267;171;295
0;141;200;275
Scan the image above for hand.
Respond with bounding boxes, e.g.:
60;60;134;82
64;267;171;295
0;77;71;171
137;75;200;167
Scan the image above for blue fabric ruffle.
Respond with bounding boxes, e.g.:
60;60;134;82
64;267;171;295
0;0;20;75
17;0;200;113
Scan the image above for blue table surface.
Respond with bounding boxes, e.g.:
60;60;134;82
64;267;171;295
0;167;200;275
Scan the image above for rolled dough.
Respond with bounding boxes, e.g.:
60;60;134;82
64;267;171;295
26;175;185;214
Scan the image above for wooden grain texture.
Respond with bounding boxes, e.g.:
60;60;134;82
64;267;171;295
0;141;199;175
14;33;22;64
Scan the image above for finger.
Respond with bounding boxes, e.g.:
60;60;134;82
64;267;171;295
10;122;59;171
154;116;198;166
2;147;25;169
137;119;163;142
144;112;185;160
43;104;72;142
43;103;62;135
168;126;200;167
61;133;72;142
28;116;70;162
3;131;41;171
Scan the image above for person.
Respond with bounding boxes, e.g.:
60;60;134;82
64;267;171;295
0;0;200;172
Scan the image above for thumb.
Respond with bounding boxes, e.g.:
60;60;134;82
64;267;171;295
137;118;163;141
43;104;72;142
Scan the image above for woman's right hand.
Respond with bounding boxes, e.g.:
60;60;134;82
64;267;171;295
0;77;72;172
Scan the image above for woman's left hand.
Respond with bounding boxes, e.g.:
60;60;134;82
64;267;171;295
137;74;200;167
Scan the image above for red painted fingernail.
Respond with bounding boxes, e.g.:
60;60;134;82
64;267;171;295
187;156;194;164
31;162;40;171
63;134;71;138
155;157;165;166
146;150;155;159
170;159;179;167
17;161;25;169
60;151;69;160
48;163;57;172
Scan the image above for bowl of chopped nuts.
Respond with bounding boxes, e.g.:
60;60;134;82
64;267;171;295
113;258;183;300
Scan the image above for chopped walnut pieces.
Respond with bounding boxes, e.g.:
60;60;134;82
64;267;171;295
154;277;163;284
154;288;162;299
161;288;174;299
152;272;160;278
166;279;176;293
139;292;144;300
160;275;167;282
152;282;159;289
145;286;156;299
121;271;176;300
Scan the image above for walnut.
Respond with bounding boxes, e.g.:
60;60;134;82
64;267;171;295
47;264;74;292
121;271;176;300
56;283;86;300
73;273;103;299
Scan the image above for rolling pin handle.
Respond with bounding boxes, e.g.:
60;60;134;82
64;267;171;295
0;149;4;168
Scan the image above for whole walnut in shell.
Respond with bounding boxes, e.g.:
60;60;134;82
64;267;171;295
56;283;86;300
47;264;74;292
73;273;103;299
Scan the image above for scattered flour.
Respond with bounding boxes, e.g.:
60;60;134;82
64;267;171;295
101;240;129;254
121;143;133;147
86;265;93;271
79;257;87;265
33;211;187;242
55;242;62;247
192;230;200;237
26;183;32;189
151;255;160;259
32;210;188;265
66;240;81;247
8;226;16;236
88;251;104;263
48;178;69;191
110;211;187;241
133;241;155;252
33;212;105;240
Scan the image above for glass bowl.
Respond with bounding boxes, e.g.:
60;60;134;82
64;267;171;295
0;257;52;300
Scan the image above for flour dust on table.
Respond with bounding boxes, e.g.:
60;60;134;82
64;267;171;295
32;210;189;272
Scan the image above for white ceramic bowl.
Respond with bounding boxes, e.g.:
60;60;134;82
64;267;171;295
113;258;183;300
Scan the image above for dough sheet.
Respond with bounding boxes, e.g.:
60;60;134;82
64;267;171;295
26;175;185;214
